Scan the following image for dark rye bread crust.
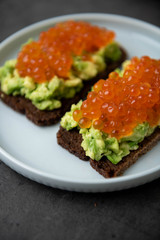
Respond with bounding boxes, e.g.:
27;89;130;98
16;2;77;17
57;126;89;161
57;126;160;178
0;48;126;126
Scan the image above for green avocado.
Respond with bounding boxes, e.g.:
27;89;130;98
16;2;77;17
61;99;157;164
0;60;83;110
104;42;122;62
0;42;121;110
80;123;155;164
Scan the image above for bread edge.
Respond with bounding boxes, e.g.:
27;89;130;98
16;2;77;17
57;126;160;178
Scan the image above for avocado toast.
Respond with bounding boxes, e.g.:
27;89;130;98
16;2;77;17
0;20;126;125
57;56;160;178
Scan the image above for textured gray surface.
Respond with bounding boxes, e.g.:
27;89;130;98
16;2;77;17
0;0;160;239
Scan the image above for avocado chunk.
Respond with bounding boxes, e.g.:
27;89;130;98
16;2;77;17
60;100;82;130
105;42;122;62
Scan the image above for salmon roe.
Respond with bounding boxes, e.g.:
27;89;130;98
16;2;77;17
16;21;115;83
73;56;160;139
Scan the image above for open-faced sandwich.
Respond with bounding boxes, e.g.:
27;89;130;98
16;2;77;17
57;56;160;178
0;20;126;125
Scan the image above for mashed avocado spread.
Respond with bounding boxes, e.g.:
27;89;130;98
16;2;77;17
0;42;121;110
60;100;156;164
60;62;159;164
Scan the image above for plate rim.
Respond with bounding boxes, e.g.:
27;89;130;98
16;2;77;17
0;144;160;184
0;13;160;191
1;13;160;48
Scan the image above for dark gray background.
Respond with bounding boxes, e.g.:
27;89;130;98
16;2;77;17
0;0;160;239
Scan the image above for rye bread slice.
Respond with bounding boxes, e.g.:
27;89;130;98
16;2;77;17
57;126;160;178
0;48;126;126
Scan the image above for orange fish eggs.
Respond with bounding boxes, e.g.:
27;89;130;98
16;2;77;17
16;21;115;83
73;56;160;139
78;117;92;128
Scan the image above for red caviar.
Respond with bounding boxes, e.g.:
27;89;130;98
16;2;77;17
73;56;160;139
16;21;115;83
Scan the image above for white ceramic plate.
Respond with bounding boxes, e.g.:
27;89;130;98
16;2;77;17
0;13;160;192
